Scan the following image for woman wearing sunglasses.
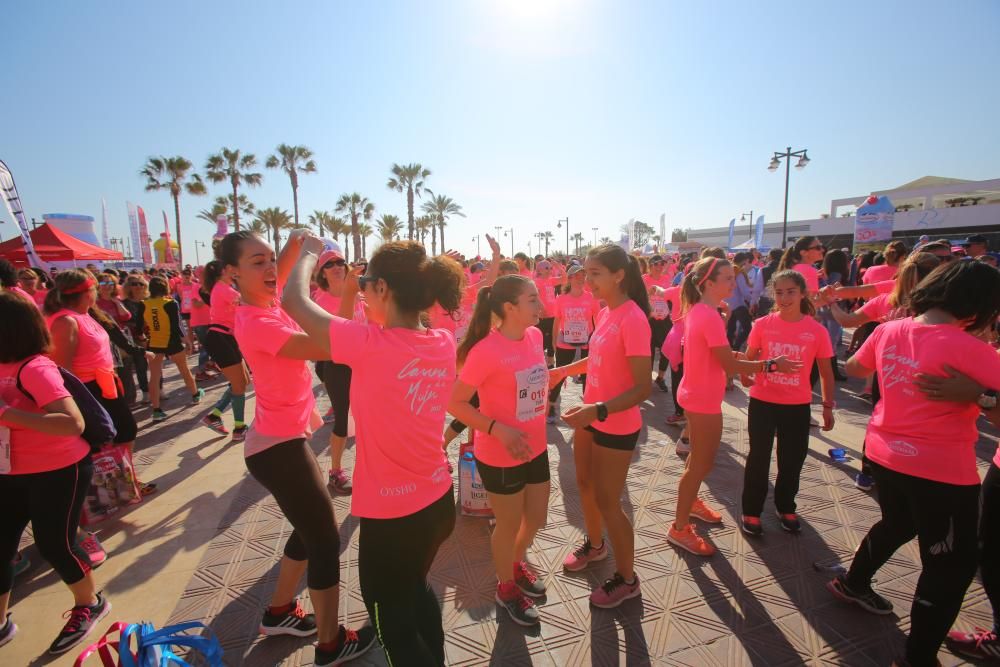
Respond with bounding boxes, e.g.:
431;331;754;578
778;236;825;296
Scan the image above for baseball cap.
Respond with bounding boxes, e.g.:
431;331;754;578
317;245;346;268
650;254;665;265
961;234;988;246
537;260;552;270
470;261;485;273
567;265;584;276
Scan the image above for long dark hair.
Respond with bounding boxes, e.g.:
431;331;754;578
909;260;1000;332
202;260;224;296
778;236;819;272
587;244;650;316
889;252;940;309
456;275;532;364
822;249;850;282
770;270;815;316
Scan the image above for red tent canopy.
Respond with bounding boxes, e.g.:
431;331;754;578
0;223;124;266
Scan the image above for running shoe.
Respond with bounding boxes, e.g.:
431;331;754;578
775;511;802;533
151;409;167;423
495;581;539;626
690;498;723;524
78;532;107;569
665;413;686;426
322;407;336;424
667;523;716;556
201;413;229;435
314;625;377;666
48;592;111;654
945;627;1000;661
194;371;213;382
514;561;546;597
654;377;669;393
259;599;317;637
207;361;221;372
328;469;353;496
590;572;642;609
562;538;607;572
826;574;893;615
191;388;205;404
675;437;691;455
855;473;874;491
741;515;763;536
138;391;150;405
231;425;248;444
0;614;17;648
11;552;30;578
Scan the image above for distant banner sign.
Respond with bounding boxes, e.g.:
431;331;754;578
137;206;153;265
126;202;142;262
854;195;894;253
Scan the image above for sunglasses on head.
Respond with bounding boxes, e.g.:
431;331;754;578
322;259;347;270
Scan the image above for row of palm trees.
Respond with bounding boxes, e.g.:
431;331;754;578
140;151;463;266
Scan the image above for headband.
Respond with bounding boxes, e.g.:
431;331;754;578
696;258;719;288
61;277;97;294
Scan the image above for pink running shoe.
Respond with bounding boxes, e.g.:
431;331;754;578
562;538;607;572
589;572;641;609
78;533;107;569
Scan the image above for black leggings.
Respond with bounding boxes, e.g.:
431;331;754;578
359;487;455;667
317;361;352;438
129;349;149;392
0;455;93;595
245;439;341;589
981;463;1000;633
448;393;479;436
846;461;979;666
548;346;588;403
671;363;684;415
726;306;752;351
741;398;811;516
538;317;555;358
649;318;671;373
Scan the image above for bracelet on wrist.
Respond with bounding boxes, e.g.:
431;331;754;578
822;401;836;409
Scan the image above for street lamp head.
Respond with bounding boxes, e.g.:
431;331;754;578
795;152;810;169
768;156;781;171
740;214;747;222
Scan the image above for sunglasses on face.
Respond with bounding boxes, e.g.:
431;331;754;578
322;260;347;270
807;244;824;251
358;274;380;290
99;281;115;286
127;282;145;287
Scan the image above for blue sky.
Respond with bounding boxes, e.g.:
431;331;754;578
3;0;998;262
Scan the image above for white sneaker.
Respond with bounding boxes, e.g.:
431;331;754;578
676;437;691;454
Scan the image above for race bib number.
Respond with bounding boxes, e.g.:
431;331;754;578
515;364;548;422
651;297;669;319
0;425;10;475
563;320;588;344
182;295;192;311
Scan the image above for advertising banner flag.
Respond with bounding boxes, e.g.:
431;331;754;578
126;202;142;262
854;196;894;254
727;218;736;249
101;198;111;249
754;215;765;249
136;206;152;265
0;159;43;267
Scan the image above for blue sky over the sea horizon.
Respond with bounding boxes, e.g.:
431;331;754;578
3;0;998;260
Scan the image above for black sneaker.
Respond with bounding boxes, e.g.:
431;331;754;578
741;515;764;536
514;561;546;597
48;592;111;654
654;377;669;392
775;511;802;533
315;625;377;666
259;599;317;637
826;574;893;615
495;583;540;626
0;614;17;648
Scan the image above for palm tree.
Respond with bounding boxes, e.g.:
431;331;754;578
415;215;434;250
376;214;404;243
140;156;207;266
571;232;585;254
387;163;431;241
247;218;269;237
358;223;374;258
326;216;350;261
334;193;374;261
308;210;333;237
204;148;262;232
600;236;613;245
254;207;292;252
266;144;317;228
421;192;465;254
196;200;228;226
541;231;554;256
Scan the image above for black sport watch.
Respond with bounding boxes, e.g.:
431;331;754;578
595;402;609;422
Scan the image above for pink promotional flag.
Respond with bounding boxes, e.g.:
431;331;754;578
137;206;152;265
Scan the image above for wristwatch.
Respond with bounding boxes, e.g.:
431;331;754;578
978;394;998;410
595;402;609;422
764;359;779;373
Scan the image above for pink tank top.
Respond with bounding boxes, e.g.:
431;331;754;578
209;282;240;332
47;309;114;382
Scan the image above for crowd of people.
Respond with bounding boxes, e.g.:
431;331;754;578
0;228;998;667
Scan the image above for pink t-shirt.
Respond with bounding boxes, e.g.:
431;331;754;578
554;291;600;349
32;289;48;307
428;303;458;333
664;286;683;323
747;313;833;405
312;290;367;323
10;286;40;309
329;320;455;519
0;355;90;474
854;318;1000;485
862;264;897;285
188;288;210;327
535;277;558;316
234;304;317;448
583;300;651;434
874;280;895;295
859;294;891;322
643;274;673;320
177;282;198;314
209;282;240;332
677;303;729;414
459;327;548;467
793;264;820;293
47;310;114;382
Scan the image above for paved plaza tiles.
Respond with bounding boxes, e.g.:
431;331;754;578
7;367;998;666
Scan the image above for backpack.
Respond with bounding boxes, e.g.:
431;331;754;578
17;358;117;450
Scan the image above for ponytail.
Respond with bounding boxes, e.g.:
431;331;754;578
586;244;650;316
778;236;817;272
680;256;732;315
456;275;532;364
889;252;940;309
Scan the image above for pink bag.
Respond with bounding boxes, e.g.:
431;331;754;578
81;444;142;526
74;621;127;667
